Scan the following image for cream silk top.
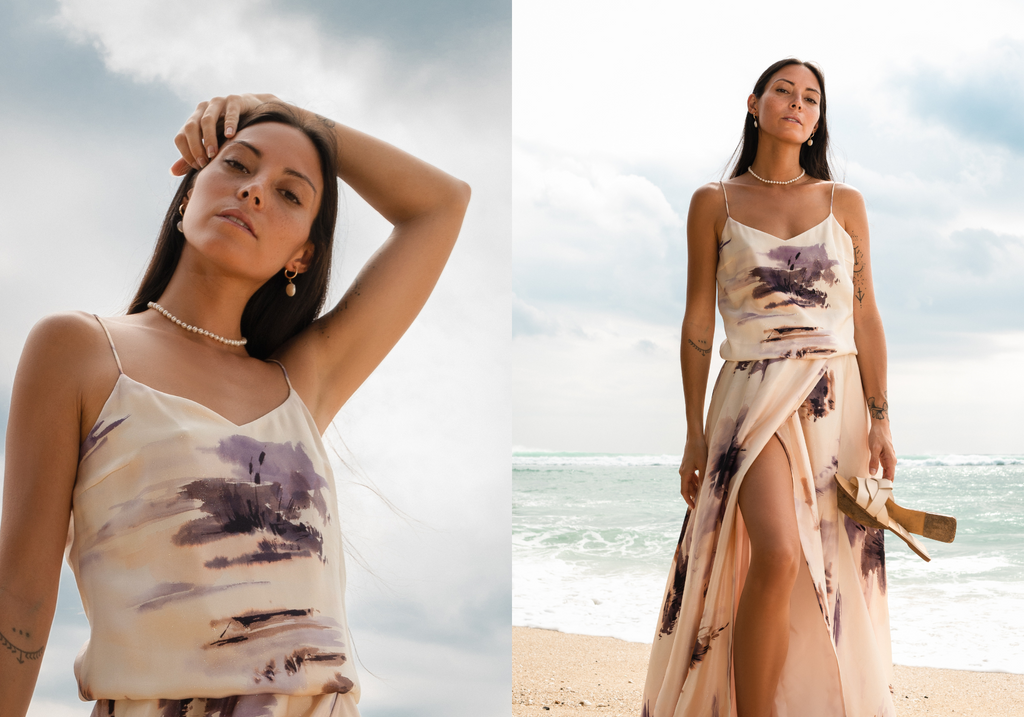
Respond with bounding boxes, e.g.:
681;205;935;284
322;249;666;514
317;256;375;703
716;181;858;361
67;317;359;701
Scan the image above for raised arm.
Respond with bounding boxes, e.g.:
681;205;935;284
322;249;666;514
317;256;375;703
0;314;104;715
836;185;896;481
679;184;724;508
173;94;471;432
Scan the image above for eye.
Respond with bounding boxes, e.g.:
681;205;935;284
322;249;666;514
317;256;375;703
805;96;818;105
224;158;249;173
281;189;302;206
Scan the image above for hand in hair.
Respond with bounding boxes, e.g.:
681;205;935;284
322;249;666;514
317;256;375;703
171;93;280;175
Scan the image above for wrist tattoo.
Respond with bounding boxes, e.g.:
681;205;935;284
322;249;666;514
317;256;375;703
0;627;44;664
867;396;888;421
687;339;710;357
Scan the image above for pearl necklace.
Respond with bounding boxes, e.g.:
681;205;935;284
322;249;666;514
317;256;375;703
148;301;247;347
748;167;806;185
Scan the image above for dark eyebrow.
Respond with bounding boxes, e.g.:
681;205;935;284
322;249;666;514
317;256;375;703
772;78;820;95
232;139;262;158
229;140;319;196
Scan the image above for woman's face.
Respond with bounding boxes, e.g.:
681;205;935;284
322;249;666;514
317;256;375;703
749;64;821;145
181;122;324;283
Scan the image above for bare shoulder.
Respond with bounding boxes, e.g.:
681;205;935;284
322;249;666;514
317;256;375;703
688;181;729;238
17;312;120;433
690;181;729;216
23;311;111;370
830;183;868;244
832;183;867;225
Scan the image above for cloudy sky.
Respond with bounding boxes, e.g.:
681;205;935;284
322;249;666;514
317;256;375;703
0;1;508;715
513;0;1024;456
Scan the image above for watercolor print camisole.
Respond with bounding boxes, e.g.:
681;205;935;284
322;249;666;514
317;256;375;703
67;318;360;701
716;181;857;361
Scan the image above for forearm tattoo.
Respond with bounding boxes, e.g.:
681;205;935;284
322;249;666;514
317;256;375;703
867;395;888;421
314;113;336;130
852;237;866;307
0;626;44;664
687;338;710;357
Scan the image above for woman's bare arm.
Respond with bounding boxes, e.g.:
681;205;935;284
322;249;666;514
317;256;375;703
838;185;896;481
679;184;723;508
280;114;470;430
0;314;100;715
173;94;470;432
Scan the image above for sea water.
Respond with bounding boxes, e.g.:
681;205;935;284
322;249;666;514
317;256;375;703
512;453;1024;674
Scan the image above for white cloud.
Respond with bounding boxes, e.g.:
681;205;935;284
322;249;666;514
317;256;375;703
512;0;1024;455
2;2;509;715
53;0;372;109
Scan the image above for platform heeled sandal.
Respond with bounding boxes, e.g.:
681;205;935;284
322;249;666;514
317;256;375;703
836;473;957;563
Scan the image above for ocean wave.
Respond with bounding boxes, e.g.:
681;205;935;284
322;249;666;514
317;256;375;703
513;453;680;467
897;455;1024;467
514;453;1024;468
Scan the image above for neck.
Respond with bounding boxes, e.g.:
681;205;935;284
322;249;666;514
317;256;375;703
151;246;259;348
748;136;805;182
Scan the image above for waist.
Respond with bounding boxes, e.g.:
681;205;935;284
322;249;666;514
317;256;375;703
70;542;357;700
719;322;857;361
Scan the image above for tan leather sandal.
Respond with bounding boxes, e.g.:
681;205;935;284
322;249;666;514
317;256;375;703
836;474;957;563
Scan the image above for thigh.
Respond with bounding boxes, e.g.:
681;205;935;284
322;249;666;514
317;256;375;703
738;434;801;562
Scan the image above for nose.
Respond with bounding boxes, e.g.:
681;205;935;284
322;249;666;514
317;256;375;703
239;184;262;207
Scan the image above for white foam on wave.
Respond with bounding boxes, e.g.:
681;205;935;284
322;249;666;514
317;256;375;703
514;453;1024;468
513;553;1024;673
514;453;680;467
513;555;664;643
889;579;1024;672
897;455;1024;467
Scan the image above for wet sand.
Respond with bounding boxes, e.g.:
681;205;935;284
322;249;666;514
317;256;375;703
512;626;1024;716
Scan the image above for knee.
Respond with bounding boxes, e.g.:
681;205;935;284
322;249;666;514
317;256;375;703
749;540;801;587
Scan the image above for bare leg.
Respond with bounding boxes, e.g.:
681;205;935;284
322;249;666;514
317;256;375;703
734;435;802;717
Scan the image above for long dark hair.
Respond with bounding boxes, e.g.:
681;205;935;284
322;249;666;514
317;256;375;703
729;58;833;181
130;104;340;359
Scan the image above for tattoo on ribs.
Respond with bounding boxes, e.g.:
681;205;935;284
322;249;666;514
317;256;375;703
687;338;711;357
0;627;44;664
868;396;888;421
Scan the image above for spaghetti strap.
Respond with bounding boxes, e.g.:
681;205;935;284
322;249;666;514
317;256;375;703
831;181;837;212
267;359;293;390
720;180;731;217
93;315;124;375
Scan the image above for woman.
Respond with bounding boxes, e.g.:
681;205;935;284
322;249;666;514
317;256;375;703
641;60;897;717
0;94;469;716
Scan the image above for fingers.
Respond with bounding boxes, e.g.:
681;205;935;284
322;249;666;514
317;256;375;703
169;157;190;177
175;102;209;171
881;447;897;483
173;95;234;172
172;93;284;173
679;468;700;509
199;96;227;159
223;95;242;140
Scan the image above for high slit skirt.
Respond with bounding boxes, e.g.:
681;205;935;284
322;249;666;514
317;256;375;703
642;355;895;717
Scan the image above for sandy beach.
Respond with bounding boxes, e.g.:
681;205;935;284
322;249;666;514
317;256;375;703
512;626;1024;716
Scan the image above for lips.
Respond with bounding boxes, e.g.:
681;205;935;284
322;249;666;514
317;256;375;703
782;116;802;125
218;209;256;237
